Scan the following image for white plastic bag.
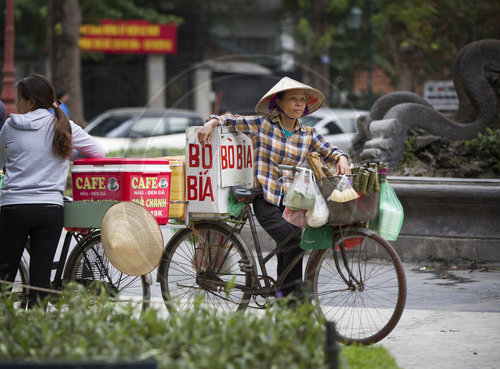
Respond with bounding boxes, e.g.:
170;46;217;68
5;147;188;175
328;175;359;203
283;170;316;210
306;177;329;227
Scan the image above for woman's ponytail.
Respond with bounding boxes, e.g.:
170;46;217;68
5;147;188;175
51;100;73;160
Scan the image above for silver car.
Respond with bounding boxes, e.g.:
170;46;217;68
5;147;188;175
85;107;204;154
300;108;368;154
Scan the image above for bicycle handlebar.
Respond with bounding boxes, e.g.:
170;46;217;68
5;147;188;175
277;164;310;173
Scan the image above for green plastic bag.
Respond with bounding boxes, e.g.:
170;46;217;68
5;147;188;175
227;192;245;218
369;181;404;241
300;224;333;250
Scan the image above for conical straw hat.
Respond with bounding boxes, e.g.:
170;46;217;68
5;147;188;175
255;76;325;116
101;202;164;276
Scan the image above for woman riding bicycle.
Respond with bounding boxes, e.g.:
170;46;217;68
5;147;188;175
198;76;351;300
0;74;104;308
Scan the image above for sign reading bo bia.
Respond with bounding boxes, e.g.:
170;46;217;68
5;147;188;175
185;127;254;215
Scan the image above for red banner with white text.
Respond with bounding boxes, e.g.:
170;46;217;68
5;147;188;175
79;19;177;54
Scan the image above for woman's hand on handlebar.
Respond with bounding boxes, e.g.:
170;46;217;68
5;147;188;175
336;155;351;175
198;118;218;145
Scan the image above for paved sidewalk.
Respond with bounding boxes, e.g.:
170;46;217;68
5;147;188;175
380;309;500;369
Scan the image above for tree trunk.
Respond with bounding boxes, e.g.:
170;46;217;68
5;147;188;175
384;24;420;92
309;0;331;105
47;0;84;126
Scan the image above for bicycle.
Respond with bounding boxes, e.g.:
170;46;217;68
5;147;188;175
11;200;151;312
157;166;407;345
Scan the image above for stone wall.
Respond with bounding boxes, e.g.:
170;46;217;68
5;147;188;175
239;176;500;264
390;176;500;264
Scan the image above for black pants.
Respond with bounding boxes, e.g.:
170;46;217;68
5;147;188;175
253;197;302;296
0;203;63;306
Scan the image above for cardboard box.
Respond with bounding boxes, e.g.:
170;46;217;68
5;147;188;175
162;156;186;219
72;158;171;224
185;126;254;217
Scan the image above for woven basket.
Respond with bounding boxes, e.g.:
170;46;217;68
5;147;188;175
316;176;380;225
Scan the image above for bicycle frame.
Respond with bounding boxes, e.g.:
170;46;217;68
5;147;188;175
223;201;368;299
243;201;306;294
23;228;100;291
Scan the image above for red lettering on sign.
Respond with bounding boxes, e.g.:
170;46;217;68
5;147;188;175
187;175;197;200
221;145;227;169
189;144;199;167
187;175;214;202
201;144;213;169
237;145;242;169
200;176;214;201
228;145;234;168
189;143;213;169
221;143;254;171
246;144;253;168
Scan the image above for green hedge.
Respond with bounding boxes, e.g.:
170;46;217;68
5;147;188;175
0;286;400;369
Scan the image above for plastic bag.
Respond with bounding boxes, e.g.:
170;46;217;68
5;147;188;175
300;224;333;250
328;175;359;203
306;179;329;227
283;207;308;228
283;170;316;210
369;181;404;241
227;192;245;218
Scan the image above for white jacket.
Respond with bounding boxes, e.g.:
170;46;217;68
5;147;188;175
0;108;104;206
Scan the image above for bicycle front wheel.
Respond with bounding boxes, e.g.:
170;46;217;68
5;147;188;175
63;231;151;313
158;222;253;313
305;227;406;345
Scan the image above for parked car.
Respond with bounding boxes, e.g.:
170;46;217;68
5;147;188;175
84;107;204;154
299;108;368;153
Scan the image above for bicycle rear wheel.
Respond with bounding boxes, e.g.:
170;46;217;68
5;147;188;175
63;231;151;313
158;222;253;313
305;227;406;345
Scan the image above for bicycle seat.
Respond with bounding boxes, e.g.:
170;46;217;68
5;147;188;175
230;186;263;201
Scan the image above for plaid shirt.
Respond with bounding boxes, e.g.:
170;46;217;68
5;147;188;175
211;114;348;206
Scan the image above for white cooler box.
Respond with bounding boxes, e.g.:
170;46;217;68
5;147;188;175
185;126;254;218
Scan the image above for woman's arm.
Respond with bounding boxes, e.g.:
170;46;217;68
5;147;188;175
71;122;105;159
310;127;351;175
198;113;264;145
0;121;8;168
198;118;219;146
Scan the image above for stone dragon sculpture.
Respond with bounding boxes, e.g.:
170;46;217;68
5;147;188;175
352;39;500;168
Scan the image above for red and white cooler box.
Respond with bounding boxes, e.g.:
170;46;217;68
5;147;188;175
185;126;254;217
72;158;171;224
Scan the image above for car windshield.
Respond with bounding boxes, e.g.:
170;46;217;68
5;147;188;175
130;117;166;137
86;115;133;137
337;118;358;133
169;116;202;133
300;116;322;127
128;115;202;137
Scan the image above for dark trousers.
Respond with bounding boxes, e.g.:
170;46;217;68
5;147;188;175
0;203;63;306
253;197;302;296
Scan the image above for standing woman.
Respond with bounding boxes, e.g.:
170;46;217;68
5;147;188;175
0;74;104;307
198;76;351;300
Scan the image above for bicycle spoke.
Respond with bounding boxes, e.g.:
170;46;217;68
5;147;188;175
64;232;150;313
307;229;406;345
159;223;252;314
